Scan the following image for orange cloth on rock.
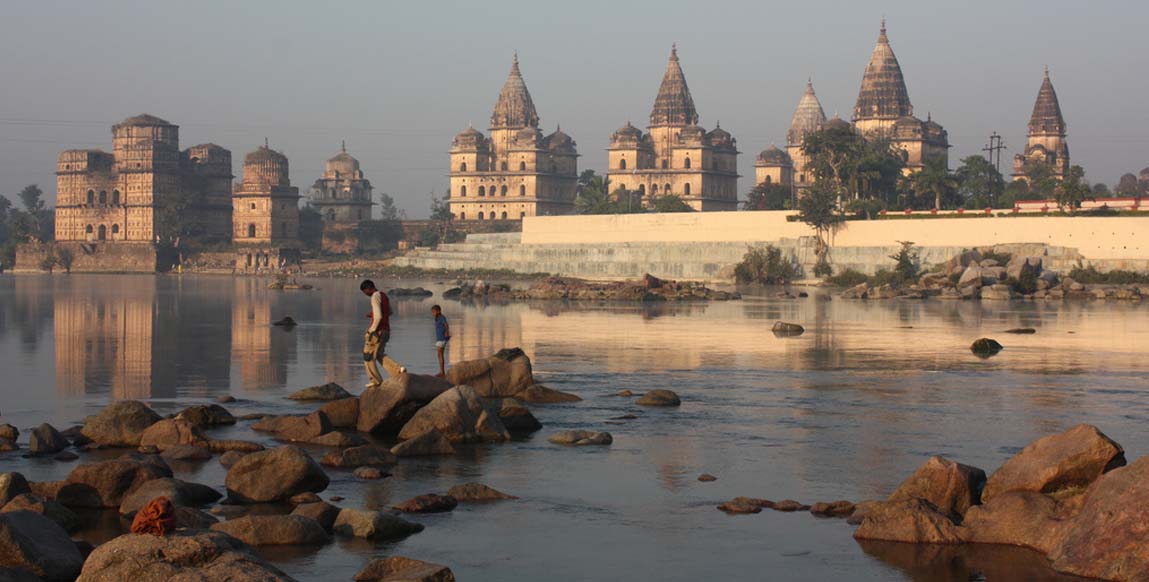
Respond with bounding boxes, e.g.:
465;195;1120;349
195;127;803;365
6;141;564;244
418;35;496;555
130;496;176;536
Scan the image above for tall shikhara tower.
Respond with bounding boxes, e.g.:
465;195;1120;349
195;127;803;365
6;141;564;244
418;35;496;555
1013;68;1069;181
853;20;913;134
448;54;579;220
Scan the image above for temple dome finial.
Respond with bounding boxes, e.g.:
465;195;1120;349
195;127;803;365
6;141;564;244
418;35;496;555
650;44;698;127
490;53;539;129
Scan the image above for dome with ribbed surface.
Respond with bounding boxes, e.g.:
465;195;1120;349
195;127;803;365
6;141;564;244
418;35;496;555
452;126;486;150
115;114;173;128
650;45;699;127
243;145;290;186
757;145;791;165
705;124;735;150
490;54;539;130
1028;68;1066;136
787;81;827;146
544;126;576;153
853;20;913;123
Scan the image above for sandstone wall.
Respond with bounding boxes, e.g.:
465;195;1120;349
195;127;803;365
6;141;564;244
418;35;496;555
14;242;165;273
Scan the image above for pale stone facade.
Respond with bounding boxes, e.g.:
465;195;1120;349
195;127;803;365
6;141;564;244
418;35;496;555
608;46;739;211
310;142;373;223
754;146;793;188
232;143;300;246
851;22;949;172
1013;68;1069;181
448;55;578;221
55;114;233;244
785;81;826;189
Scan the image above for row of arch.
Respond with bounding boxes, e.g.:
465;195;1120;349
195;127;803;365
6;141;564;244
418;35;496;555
457;211;526;221
626;183;691;196
617;157;731;171
85;189;121;206
459;161;528;172
458;185;528;198
244;223;291;238
85;223;120;241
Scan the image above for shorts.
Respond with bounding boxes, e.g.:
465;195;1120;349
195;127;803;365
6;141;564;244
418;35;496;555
435;340;449;349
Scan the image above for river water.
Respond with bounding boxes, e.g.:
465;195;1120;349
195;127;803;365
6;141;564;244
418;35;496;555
1;274;1147;581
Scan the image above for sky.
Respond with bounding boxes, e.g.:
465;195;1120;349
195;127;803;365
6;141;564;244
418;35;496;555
2;0;1148;217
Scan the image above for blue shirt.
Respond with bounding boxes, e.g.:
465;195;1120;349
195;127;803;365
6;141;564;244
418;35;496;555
434;314;449;341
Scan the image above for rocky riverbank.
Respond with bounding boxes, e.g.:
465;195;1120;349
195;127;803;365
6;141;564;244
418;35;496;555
444;274;740;303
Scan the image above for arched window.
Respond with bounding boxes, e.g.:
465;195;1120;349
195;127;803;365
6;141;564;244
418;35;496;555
460;185;467;197
248;224;256;238
112;190;120;205
799;174;806;184
519;161;526;171
651;184;658;194
97;225;107;241
639;184;646;195
765;176;772;184
85;225;93;234
501;161;508;171
662;160;669;169
111;224;120;236
87;190;94;205
501;186;507;197
460;162;467;172
519;185;526;197
684;158;692;169
460;212;466;220
684;183;691;195
520;211;526;219
478;212;485;220
501;211;508;220
620;158;627;170
664;183;671;193
99;190;107;204
478;186;486;197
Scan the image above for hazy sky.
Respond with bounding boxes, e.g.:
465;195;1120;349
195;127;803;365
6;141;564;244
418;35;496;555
3;0;1148;217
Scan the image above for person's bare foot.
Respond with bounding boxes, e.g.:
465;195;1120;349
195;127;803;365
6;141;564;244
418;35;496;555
435;373;445;378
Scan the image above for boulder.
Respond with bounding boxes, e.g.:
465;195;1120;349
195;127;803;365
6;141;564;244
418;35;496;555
1049;456;1149;580
252;411;332;442
962;491;1073;554
0;425;18;442
980;284;1016;301
982;424;1125;503
207;439;265;453
332;509;424;540
75;530;294;581
698;474;717;482
219;451;248;469
445;348;535;398
394;494;457;514
397;386;510;443
118;478;222;516
981;266;1007;284
358;374;454;434
320;445;396;468
318;397;360;428
138;419;210;451
888;456;987;518
942;249;983;275
852;499;964;544
353;467;384;480
957;266;984;289
26;482;65;501
513;385;581;404
547;430;612;446
772;500;810;512
391;430;455;457
1006;256;1043;281
354;557;455;582
809;500;855;517
717;497;773;514
210;514;330;546
1;494;80;533
636;389;681;407
494;399;542;432
970;338;1003;357
0;474;31;507
291;501;340;533
771;321;805;336
161;445;213;462
28;425;68;456
0;511;84;582
175;404;236;427
175;506;219;529
287;382;351;402
0;439;17;452
58;458;172;508
305;431;366;448
216;395;237;404
80;400;163;447
225;446;330;504
447;483;516;502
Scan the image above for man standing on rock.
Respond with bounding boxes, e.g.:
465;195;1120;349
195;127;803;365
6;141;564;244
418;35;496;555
360;279;403;387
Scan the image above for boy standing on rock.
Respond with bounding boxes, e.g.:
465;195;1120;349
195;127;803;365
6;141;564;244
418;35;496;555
431;304;451;377
360;279;403;387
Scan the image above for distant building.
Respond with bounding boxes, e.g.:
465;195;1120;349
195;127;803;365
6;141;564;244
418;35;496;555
608;46;739;211
448;55;579;221
54;114;232;244
782;81;827;190
310;142;373;223
852;21;949;172
1013;68;1069;182
754;146;793;190
232;143;300;271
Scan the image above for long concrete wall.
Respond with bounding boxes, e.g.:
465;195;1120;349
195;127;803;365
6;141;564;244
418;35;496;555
521;212;1149;261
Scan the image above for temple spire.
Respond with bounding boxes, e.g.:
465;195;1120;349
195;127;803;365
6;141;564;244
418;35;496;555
1028;67;1065;136
490;53;539;130
788;79;827;146
853;19;913;122
650;44;699;127
341;140;346;153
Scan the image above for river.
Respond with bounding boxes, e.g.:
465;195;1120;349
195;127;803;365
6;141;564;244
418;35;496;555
1;274;1147;581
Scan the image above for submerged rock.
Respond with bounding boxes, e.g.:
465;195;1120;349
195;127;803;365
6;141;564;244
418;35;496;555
76;530;294;581
697;474;717;482
969;338;1003;357
354;556;455;582
1004;328;1037;334
717;497;772;514
771;321;805;336
394;494;457;514
809;500;855;517
513;384;581;404
287;382;351;402
332;508;423;540
446;483;516;502
80;400;163;447
353;467;384;480
547;430;612;446
211;514;330;547
636;389;681;407
225;446;329;504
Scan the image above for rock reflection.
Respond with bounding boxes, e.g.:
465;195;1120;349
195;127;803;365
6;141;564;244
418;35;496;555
857;539;1082;581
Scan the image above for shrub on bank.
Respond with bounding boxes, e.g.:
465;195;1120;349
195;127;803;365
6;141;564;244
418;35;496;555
734;245;799;285
1068;265;1149;285
825;268;869;287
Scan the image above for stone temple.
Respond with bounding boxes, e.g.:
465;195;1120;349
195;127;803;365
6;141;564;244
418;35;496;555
754;80;827;193
1013;68;1069;182
232;142;301;271
608;46;740;211
310;142;374;223
448;55;579;221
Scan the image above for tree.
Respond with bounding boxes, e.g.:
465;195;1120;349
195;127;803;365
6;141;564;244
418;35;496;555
430;193;452;222
1115;173;1140;197
797;182;845;275
802;124;904;208
1017;161;1058;200
650;194;692;213
954;155;1004;209
17;185;44;213
39;253;57;273
155;178;206;244
574;171;644;214
905;156;958;210
377;192;403;222
742;182;791;211
734;245;799;285
1053;165;1093;211
889;241;920;284
298;205;323;251
56;247;75;273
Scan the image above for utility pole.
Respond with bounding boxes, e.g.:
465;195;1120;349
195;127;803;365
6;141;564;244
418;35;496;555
983;132;1007;207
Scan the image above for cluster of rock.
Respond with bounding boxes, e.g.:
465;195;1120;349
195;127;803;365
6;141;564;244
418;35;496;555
512;274;740;302
442;280;513;301
387;287;433;297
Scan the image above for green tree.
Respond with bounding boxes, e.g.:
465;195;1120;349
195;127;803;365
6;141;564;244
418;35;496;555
155;179;206;244
650;194;692;213
56;247;75;273
742;182;792;210
905;156;958;210
734;245;799;285
889;241;920;284
802;124;904;207
298;205;323;251
17;185;44;213
377;192;402;221
954;155;1005;209
1017;161;1058;200
797;182;845;275
1053;165;1093;211
39;253;57;273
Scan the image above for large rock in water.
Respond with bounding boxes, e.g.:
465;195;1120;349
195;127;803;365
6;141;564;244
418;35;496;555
447;483;517;502
493;399;542;432
76;530;296;581
357;373;453;435
28;424;69;456
852;499;964;544
0;511;84;582
1049;456;1149;580
636;389;681;407
982;424;1125;503
397;386;510;443
888;456;986;518
354;557;455;582
81;400;163;447
0;473;31;507
253;411;332;442
210;515;330;546
391;430;455;457
58;458;172;508
138;419;210;451
332;509;423;541
961;491;1075;555
118;478;221;516
225;446;329;504
319;397;360;429
287;382;351;402
175;404;236;427
445;348;535;398
513;384;581;404
321;445;396;468
1;494;80;533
